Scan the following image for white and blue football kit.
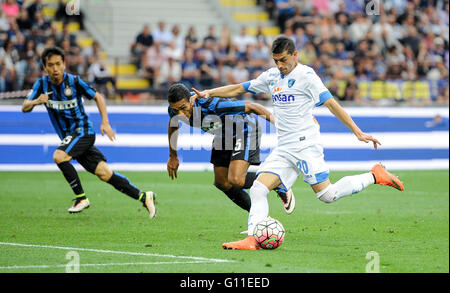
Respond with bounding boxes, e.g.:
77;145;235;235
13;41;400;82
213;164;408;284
242;63;333;190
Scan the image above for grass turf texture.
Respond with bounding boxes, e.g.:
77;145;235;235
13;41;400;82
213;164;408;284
0;170;448;273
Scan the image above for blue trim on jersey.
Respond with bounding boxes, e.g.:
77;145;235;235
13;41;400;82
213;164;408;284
242;81;256;94
315;90;333;107
255;171;289;193
65;132;84;153
244;122;250;161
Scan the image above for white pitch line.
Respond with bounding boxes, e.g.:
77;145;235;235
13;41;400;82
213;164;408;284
0;261;215;270
0;242;235;264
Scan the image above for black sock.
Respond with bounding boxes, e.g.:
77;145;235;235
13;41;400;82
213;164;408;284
223;186;251;212
57;161;84;195
107;172;141;200
243;172;257;189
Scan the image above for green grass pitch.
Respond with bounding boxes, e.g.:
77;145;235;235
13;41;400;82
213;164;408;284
0;170;448;273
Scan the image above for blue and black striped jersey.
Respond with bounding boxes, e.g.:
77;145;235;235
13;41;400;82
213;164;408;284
168;96;259;142
27;73;96;139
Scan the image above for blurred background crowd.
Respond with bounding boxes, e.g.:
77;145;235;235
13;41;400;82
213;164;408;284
1;0;449;105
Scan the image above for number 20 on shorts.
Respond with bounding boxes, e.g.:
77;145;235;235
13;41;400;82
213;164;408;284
297;160;309;174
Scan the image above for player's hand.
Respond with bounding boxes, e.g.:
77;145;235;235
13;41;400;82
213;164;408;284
167;156;179;179
101;123;116;141
190;88;209;107
36;92;51;105
357;132;381;150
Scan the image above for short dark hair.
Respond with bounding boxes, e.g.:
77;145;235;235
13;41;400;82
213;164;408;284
41;46;65;66
167;83;191;103
271;36;296;55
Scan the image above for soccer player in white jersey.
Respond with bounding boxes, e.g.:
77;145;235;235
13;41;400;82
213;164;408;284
192;36;404;250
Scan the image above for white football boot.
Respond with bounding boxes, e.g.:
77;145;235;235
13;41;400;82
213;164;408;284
143;191;157;219
68;198;90;213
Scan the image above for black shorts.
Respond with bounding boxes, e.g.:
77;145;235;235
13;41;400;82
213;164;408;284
57;132;107;174
210;132;261;167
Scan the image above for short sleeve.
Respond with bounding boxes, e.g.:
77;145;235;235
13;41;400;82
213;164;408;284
242;70;270;94
306;73;333;107
26;79;43;100
77;76;96;100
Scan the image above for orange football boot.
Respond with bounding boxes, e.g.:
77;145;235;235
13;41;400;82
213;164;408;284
222;236;260;250
370;163;404;191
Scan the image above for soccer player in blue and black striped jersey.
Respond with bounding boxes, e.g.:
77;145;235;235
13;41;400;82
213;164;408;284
166;83;294;227
22;47;156;217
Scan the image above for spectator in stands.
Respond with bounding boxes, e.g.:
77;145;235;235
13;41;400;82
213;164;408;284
180;47;200;89
88;57;116;98
157;55;182;88
130;24;153;69
152;20;172;47
203;25;218;44
55;0;84;30
1;0;20;19
26;0;43;24
143;40;166;88
184;25;199;50
274;0;296;32
171;25;184;53
232;26;256;59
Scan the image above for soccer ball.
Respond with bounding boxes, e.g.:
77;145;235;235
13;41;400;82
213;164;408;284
253;217;285;249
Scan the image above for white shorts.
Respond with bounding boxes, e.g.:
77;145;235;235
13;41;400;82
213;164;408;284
256;144;329;192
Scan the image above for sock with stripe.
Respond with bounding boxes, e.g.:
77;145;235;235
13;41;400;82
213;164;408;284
107;172;143;201
57;161;84;196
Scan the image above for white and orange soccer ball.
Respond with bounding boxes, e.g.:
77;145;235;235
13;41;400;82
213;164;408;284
253;217;285;249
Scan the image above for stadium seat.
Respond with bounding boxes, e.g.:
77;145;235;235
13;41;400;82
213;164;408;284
220;0;257;7
116;79;149;90
414;81;431;100
369;80;386;100
401;81;414;100
385;81;402;100
232;12;269;22
107;64;137;76
357;80;370;99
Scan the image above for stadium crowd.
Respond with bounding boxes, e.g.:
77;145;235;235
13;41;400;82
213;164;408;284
0;0;112;96
1;0;449;105
131;0;448;104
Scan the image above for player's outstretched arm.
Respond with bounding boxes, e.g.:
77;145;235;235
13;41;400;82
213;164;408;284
167;122;180;179
324;98;381;149
190;84;246;106
94;92;115;141
244;102;275;124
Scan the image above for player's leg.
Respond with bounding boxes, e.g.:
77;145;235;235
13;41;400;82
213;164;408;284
213;165;251;212
54;133;94;213
222;172;281;250
222;148;299;250
77;146;156;218
302;146;404;204
211;145;253;212
312;164;404;204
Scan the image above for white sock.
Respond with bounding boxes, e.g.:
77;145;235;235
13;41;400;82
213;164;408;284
334;172;375;200
317;173;375;203
247;180;270;236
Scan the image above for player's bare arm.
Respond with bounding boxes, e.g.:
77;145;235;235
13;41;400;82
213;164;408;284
190;84;246;106
94;92;115;141
22;92;51;113
244;102;275;124
167;122;180;179
324;98;381;149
